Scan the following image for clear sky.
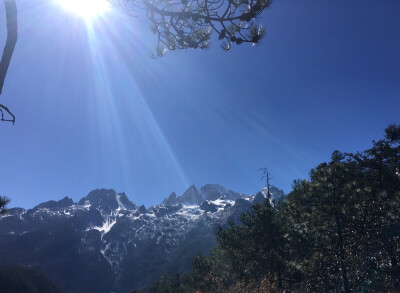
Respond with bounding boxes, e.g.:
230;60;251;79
0;0;399;209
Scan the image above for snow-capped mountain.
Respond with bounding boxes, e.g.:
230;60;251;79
0;185;284;293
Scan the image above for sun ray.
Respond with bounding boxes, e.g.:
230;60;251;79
57;0;109;19
83;19;189;195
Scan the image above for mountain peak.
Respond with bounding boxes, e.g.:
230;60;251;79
35;196;74;210
162;184;248;206
78;189;135;211
178;185;202;205
162;192;178;205
200;184;242;201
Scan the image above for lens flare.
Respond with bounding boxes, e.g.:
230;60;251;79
57;0;109;18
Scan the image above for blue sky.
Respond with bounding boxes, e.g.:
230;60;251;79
0;0;399;209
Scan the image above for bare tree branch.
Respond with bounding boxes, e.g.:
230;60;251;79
0;0;18;124
0;103;15;124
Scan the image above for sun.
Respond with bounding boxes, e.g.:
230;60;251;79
57;0;110;18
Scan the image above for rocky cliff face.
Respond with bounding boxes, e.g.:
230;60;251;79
0;185;284;293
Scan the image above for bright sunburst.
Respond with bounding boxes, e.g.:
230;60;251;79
58;0;109;18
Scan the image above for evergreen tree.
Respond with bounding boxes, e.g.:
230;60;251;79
217;198;285;288
347;124;400;290
185;254;223;292
283;125;400;292
0;195;10;215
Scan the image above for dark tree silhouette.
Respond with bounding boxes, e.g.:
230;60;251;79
259;167;272;200
0;0;17;124
121;0;272;56
0;195;10;215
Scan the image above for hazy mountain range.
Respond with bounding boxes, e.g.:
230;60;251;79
0;185;285;293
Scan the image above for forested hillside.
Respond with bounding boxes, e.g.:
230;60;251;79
144;124;400;293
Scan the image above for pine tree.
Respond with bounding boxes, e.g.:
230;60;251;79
0;195;10;215
283;152;361;292
185;254;223;292
347;124;400;290
217;199;285;288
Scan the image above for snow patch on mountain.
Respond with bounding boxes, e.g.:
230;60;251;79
0;185;286;275
91;217;117;236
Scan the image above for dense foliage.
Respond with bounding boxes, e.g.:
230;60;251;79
141;124;400;292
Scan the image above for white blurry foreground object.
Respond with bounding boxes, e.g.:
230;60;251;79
57;0;109;18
